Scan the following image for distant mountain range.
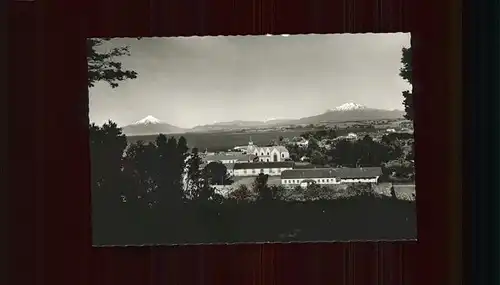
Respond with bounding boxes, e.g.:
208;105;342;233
120;103;405;136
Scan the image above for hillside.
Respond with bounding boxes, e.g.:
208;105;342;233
188;103;404;132
121;115;186;136
292;108;405;125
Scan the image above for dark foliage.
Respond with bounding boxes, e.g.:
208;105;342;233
90;122;416;245
203;162;233;185
328;136;402;168
400;47;413;121
87;38;138;88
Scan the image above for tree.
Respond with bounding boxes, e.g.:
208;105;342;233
268;185;287;200
198;172;218;202
399;47;413;121
406;143;415;161
89;121;129;207
301;131;316;140
185;148;217;201
89;121;128;194
228;185;253;201
185;148;204;199
286;144;307;162
310;150;327;166
90;121;147;241
251;174;282;201
150;135;187;205
326;128;338;139
304;184;334;200
390;186;397;198
123;140;158;207
347;183;375;197
383;159;415;180
329;139;357;167
381;133;413;144
203;162;233;185
329;136;397;168
87;38;143;241
175;136;190;189
88;38;140;201
87;38;138;88
304;183;321;200
253;173;269;190
283;185;306;201
253;173;272;201
306;138;320;156
268;139;278;146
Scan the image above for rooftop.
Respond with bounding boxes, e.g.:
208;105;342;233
281;168;337;179
393;184;416;194
249;145;289;152
281;167;383;179
233;161;295;170
204;153;253;162
224;163;236;170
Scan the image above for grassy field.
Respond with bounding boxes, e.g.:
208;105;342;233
127;129;312;151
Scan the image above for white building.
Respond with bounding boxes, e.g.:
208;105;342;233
300;156;310;162
233;146;248;152
281;167;383;188
246;140;290;162
347;133;358;139
296;139;309;148
202;153;259;177
233;162;294;177
203;153;256;164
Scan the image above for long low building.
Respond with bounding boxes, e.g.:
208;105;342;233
280;167;383;187
203;153;257;164
232;161;294;177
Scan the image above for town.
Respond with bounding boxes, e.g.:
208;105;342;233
180;119;416;201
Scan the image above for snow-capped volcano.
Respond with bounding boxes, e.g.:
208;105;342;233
122;115;186;136
332;103;367;111
288;103;404;125
134;115;162;125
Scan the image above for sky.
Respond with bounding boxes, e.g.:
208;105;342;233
88;33;411;129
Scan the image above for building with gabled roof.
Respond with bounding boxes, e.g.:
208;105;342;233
281;167;383;188
232;161;294;177
244;139;290;162
203;153;256;164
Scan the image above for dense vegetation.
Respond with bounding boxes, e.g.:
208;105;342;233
91;123;416;245
284;128;415;180
400;46;413;121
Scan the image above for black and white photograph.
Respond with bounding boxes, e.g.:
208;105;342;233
88;33;416;246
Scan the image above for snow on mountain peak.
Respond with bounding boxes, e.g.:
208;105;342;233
333;103;367;111
134;115;162;125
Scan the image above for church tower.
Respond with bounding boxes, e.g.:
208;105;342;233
246;136;256;155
